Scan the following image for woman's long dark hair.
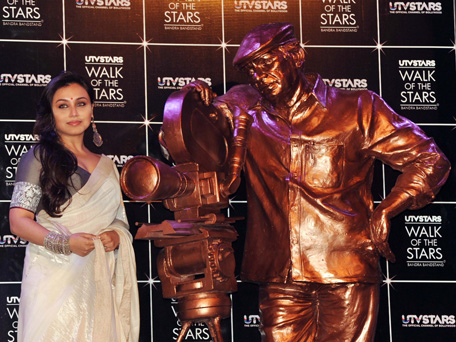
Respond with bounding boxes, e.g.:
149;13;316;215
33;71;95;217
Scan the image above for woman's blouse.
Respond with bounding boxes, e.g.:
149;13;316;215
10;146;91;214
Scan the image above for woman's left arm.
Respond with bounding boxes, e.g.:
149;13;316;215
98;192;131;252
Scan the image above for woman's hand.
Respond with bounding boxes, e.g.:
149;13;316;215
98;231;120;252
68;233;97;257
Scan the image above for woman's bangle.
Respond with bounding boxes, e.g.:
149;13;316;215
43;231;72;255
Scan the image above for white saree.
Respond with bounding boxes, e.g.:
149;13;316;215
17;155;140;342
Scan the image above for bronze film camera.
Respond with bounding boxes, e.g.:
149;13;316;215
120;88;251;342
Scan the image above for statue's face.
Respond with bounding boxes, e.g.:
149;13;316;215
244;49;297;103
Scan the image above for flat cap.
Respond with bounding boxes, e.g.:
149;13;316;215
233;22;297;68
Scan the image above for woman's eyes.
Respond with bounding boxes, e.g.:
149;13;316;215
57;101;87;109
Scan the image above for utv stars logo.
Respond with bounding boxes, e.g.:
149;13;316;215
389;2;442;14
0;73;51;87
402;314;456;328
85;55;126;107
244;314;260;328
234;1;288;13
0;235;27;247
75;0;131;10
399;59;438;111
157;77;211;90
323;78;368;90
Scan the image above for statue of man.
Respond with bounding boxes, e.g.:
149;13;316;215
184;22;450;341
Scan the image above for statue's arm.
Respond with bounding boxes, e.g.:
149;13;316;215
360;92;451;261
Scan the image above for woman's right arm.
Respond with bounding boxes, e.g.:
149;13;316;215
9;207;48;245
9;147;49;245
9;207;97;256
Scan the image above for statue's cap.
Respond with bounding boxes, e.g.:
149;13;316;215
233;22;297;68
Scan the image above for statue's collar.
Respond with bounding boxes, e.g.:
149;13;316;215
260;73;327;122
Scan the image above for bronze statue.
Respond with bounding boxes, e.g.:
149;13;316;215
182;22;451;341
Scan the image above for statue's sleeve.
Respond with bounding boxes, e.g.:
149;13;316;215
360;91;451;209
213;84;261;131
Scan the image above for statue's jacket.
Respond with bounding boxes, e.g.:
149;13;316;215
214;73;450;284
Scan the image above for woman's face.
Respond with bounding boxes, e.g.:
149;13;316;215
51;83;93;141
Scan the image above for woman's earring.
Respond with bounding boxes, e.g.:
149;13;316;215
92;116;103;147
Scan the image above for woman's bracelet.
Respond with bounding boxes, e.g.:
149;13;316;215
43;231;72;255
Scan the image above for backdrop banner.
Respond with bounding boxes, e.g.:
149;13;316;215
1;0;455;341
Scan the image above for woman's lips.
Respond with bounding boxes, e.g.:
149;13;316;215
67;120;82;126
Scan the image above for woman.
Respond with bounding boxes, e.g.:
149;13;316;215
9;71;140;341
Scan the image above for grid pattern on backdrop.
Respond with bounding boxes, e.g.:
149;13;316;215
1;1;456;341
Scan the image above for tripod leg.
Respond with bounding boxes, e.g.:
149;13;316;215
176;321;192;342
206;317;224;342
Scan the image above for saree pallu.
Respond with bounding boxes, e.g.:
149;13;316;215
17;156;140;342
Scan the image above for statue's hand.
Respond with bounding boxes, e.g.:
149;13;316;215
182;80;216;106
369;209;396;262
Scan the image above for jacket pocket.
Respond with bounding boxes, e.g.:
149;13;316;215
304;142;344;189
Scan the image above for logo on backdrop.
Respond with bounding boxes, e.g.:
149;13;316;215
320;0;359;33
85;56;126;108
3;133;37;187
244;314;260;328
157;77;212;90
4;296;20;340
164;0;204;31
107;154;134;167
323;78;368;90
75;0;131;10
0;73;51;87
234;0;288;13
398;59;438;111
389;2;443;14
404;215;447;267
2;0;43;27
0;234;27;248
402;314;456;328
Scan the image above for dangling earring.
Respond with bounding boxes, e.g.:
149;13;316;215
92;116;103;147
